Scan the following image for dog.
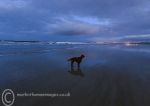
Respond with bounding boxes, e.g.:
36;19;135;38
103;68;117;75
68;54;85;69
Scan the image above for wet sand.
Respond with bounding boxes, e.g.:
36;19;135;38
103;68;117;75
0;44;150;106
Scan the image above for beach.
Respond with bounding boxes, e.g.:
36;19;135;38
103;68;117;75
0;43;150;106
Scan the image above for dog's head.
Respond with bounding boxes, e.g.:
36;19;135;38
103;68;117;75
81;54;85;58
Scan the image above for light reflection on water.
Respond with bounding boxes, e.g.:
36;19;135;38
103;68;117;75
0;44;150;106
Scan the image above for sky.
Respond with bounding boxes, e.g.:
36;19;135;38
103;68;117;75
0;0;150;41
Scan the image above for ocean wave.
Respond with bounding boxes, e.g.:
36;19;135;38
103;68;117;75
0;40;150;46
0;40;90;45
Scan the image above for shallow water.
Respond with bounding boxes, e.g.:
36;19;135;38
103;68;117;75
0;44;150;106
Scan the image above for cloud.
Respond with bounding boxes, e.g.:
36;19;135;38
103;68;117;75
117;34;150;42
92;34;150;42
0;0;29;10
46;16;111;36
0;0;150;41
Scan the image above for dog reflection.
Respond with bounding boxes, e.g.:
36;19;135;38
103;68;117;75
68;68;84;77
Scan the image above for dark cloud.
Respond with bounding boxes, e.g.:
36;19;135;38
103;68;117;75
0;0;150;41
46;16;109;36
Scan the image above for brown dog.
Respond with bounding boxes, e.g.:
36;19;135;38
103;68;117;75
68;54;85;69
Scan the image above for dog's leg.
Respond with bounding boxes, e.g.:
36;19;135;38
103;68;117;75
77;62;80;69
71;61;74;70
